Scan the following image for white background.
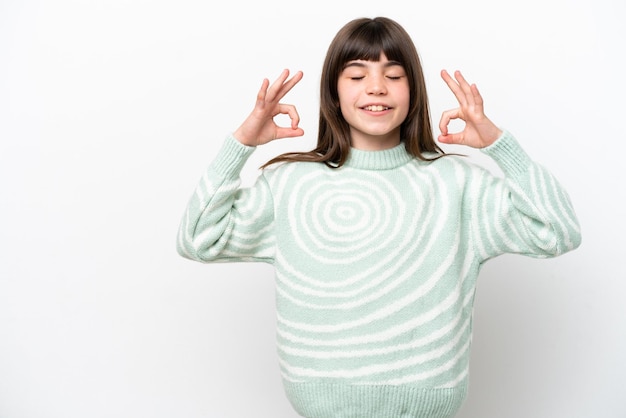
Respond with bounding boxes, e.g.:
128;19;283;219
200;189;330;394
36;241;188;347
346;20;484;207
1;0;624;417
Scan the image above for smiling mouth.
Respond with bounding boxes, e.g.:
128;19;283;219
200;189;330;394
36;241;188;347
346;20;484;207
362;105;390;112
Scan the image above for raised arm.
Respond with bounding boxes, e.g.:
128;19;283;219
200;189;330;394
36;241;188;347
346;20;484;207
436;70;581;259
176;70;305;263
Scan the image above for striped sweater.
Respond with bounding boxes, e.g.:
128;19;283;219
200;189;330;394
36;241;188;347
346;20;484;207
176;130;581;418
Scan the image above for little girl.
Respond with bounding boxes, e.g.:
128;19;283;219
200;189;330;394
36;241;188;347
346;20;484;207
176;16;581;418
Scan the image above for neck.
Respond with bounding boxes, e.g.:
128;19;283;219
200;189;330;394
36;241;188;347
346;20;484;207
344;142;414;170
349;129;401;151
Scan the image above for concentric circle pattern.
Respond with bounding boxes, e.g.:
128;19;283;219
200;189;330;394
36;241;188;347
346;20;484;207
289;171;407;264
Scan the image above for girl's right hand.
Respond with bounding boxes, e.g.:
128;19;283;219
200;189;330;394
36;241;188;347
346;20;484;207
233;69;305;147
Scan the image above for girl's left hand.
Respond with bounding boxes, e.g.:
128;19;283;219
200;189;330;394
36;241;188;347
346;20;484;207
438;70;502;148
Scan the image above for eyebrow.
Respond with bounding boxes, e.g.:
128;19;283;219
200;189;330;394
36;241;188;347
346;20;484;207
343;60;404;69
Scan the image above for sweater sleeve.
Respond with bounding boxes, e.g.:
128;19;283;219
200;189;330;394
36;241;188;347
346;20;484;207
470;130;582;262
176;134;275;264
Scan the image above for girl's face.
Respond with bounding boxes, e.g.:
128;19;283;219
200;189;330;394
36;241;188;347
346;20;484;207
337;53;410;150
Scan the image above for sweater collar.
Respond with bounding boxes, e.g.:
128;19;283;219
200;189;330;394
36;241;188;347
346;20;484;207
344;142;414;170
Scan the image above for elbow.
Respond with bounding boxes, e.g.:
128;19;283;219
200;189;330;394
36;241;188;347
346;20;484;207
176;241;192;260
176;230;225;263
549;226;582;257
175;228;205;262
176;237;197;261
566;228;582;253
560;216;583;255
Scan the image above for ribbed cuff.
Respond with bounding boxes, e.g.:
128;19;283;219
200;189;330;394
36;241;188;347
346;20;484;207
209;134;256;179
283;381;467;418
480;130;532;179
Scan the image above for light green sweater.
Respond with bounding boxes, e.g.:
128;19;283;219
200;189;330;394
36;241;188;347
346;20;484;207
177;131;581;418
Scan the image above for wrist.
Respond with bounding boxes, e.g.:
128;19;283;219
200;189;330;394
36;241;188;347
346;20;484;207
232;128;257;147
484;127;503;147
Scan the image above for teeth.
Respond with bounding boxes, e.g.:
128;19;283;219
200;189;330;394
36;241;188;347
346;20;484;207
364;105;389;112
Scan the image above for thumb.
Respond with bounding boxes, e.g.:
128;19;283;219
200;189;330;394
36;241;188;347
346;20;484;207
275;126;305;140
438;132;465;145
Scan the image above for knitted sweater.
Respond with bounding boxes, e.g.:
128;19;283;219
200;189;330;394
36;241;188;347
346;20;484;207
176;131;581;418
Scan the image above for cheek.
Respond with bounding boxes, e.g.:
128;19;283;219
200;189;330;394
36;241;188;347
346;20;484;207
395;83;411;108
337;93;359;117
396;91;411;117
393;86;410;121
337;85;356;105
337;78;361;97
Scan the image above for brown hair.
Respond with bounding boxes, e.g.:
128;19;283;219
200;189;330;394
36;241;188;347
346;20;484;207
262;16;445;169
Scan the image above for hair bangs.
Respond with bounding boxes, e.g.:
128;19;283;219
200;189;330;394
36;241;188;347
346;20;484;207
338;22;407;69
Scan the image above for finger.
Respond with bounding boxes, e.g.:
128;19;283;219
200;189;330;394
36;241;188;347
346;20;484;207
277;103;301;129
265;69;291;102
456;72;488;118
470;83;484;111
439;108;461;135
256;78;270;103
453;70;475;107
441;69;466;107
438;131;464;145
275;104;304;139
275;126;305;139
266;69;303;103
276;70;303;102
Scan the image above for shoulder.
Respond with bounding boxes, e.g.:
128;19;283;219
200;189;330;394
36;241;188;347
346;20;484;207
261;160;329;183
414;153;499;191
418;152;485;173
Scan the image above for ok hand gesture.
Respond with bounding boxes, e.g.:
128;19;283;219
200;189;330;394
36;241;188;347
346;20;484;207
438;70;503;148
233;69;305;147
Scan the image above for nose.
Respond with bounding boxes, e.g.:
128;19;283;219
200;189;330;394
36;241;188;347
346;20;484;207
366;75;387;95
